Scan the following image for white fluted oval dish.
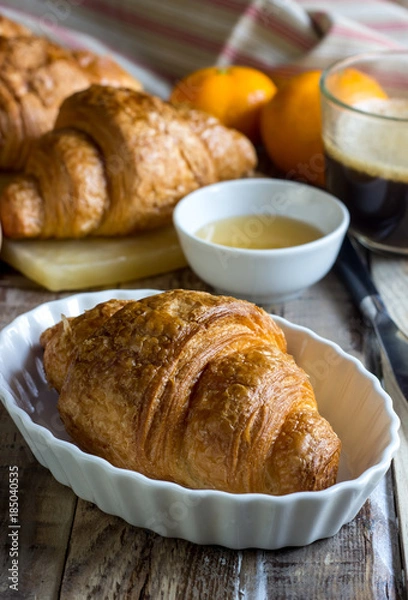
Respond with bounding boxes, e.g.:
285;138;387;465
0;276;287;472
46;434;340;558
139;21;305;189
0;289;400;549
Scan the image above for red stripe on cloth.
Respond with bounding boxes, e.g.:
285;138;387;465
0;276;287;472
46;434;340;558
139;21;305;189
297;0;378;3
197;0;250;12
80;0;225;54
370;20;408;32
84;0;250;16
331;24;403;48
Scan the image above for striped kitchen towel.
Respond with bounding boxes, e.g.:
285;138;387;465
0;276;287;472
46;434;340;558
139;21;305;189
1;0;408;87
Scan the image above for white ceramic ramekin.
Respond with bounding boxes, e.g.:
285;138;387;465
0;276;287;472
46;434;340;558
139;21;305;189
173;178;349;304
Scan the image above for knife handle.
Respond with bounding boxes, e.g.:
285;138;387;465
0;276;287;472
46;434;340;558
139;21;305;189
335;235;385;317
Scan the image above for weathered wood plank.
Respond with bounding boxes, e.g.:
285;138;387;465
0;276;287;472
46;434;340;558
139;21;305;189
283;271;405;598
384;362;408;592
0;405;77;600
57;473;403;599
371;255;408;588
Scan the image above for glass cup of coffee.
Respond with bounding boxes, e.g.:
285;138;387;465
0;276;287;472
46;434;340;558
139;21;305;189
320;51;408;255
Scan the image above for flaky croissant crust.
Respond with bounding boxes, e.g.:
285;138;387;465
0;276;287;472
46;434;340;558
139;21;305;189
41;290;341;496
0;85;257;238
0;14;31;38
0;17;142;170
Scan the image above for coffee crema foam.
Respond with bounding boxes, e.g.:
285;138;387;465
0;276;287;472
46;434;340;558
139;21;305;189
323;98;408;183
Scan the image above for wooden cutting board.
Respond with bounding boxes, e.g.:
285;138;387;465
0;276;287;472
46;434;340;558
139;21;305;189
0;225;187;291
0;175;187;291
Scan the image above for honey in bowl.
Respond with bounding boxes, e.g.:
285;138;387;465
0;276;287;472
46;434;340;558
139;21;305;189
195;214;323;250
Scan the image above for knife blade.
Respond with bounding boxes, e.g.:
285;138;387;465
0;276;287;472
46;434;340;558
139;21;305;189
336;235;408;402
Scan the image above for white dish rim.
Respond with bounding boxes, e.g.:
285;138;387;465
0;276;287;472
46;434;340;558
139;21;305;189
0;288;400;506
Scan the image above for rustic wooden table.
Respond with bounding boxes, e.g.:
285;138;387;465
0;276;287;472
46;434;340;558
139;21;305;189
0;260;406;600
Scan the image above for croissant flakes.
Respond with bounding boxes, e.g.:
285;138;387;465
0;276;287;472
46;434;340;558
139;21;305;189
41;290;341;495
0;13;142;170
0;84;256;238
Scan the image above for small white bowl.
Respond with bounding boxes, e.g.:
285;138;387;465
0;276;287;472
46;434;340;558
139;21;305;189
0;289;400;550
173;178;350;304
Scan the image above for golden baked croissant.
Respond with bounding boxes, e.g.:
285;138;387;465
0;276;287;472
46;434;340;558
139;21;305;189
40;290;341;495
0;85;256;238
40;298;130;392
0;34;142;170
71;49;142;90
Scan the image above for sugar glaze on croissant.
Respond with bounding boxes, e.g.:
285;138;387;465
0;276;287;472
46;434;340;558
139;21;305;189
0;85;256;238
41;290;341;496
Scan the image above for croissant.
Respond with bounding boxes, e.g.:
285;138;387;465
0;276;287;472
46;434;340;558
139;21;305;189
40;290;341;496
0;85;256;238
40;298;130;392
0;14;31;37
0;33;142;170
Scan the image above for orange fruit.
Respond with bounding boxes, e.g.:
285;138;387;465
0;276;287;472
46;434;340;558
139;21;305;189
260;70;325;186
260;69;387;187
169;65;277;142
327;67;388;106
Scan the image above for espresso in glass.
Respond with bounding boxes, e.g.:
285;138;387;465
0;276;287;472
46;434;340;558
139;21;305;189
320;52;408;255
